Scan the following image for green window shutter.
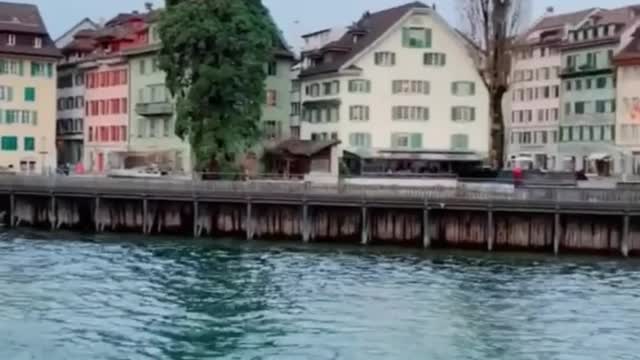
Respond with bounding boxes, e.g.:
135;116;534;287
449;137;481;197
425;28;432;48
24;87;35;102
24;137;35;151
18;60;23;76
451;107;457;121
452;82;458;95
402;28;410;47
410;133;422;149
1;136;18;151
32;111;37;125
470;82;476;95
31;63;36;77
0;59;5;74
47;63;53;78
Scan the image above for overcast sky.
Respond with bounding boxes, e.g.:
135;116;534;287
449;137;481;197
31;0;640;47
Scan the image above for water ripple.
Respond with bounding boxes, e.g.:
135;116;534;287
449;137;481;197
0;231;640;359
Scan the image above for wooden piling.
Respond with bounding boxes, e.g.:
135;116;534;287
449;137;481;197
50;196;56;231
554;212;561;255
622;214;630;257
142;198;149;235
361;206;369;245
9;193;15;228
193;201;199;237
487;210;494;252
422;205;430;249
302;204;310;243
246;201;254;241
94;197;100;232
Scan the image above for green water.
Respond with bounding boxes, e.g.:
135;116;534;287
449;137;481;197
1;230;639;359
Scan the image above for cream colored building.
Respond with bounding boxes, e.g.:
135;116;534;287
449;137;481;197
298;2;490;167
0;2;60;174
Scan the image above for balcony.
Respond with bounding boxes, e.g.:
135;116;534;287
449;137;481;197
135;101;173;116
560;63;612;78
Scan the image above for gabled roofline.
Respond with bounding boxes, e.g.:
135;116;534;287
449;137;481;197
55;17;98;44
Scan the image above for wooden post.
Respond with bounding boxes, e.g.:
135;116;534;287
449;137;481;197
361;206;369;245
246;201;254;241
9;193;15;228
554;212;561;255
622;214;630;258
50;195;56;231
193;200;199;238
423;205;431;249
487;209;494;252
142;198;149;235
94;197;100;233
302;203;310;243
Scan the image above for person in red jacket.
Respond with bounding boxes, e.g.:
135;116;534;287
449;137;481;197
513;166;523;187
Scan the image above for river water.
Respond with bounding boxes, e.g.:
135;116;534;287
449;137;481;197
1;230;639;360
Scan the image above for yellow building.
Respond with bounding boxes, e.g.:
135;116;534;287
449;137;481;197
0;2;60;174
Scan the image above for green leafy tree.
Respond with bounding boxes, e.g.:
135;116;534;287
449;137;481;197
159;0;279;170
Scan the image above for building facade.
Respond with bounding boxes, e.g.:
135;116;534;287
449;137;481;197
56;25;99;166
263;50;295;141
126;19;192;173
614;31;640;175
82;13;150;173
298;2;489;162
507;9;595;170
0;2;60;174
557;7;640;175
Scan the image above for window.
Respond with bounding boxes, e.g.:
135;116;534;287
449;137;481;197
452;106;476;122
566;81;572;91
575;101;585;114
322;81;340;95
263;120;281;139
163;118;170;137
348;79;371;93
423;52;446;66
374;52;396;66
596;100;607;113
392;133;422;149
1;136;18;151
88;126;94;142
309;84;320;97
34;37;42;49
266;90;277;106
7;34;15;46
575;79;582;91
291;102;301;116
24;87;35;102
267;61;277;76
139;59;146;75
24;137;35;151
349;133;371;148
392;80;430;94
152;58;160;73
402;27;432;48
596;77;607;88
31;62;46;77
451;134;469;151
565;102;571;115
586;79;592;89
452;81;475;96
0;86;13;101
349;105;370;121
392;106;429;121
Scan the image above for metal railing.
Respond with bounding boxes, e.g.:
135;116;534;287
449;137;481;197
1;175;640;206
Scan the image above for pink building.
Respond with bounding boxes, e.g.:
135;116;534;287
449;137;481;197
79;13;151;173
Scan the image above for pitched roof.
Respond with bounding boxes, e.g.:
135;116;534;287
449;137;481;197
54;17;97;45
267;139;340;157
299;1;430;78
516;8;596;45
0;1;60;58
0;1;48;34
558;5;640;51
615;28;640;63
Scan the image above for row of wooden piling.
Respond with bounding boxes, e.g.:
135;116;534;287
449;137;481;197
0;194;636;256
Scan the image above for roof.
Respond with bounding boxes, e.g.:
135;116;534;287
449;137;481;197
516;8;596;45
0;1;48;34
267;139;340;157
0;1;60;58
558;5;640;50
299;1;430;78
615;28;640;63
54;17;97;45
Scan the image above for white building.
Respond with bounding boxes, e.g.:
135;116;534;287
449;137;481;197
298;2;489;172
506;8;596;170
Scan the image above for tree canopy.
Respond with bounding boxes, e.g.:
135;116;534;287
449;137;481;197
159;0;279;170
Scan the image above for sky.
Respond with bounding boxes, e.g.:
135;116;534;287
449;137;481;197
29;0;640;47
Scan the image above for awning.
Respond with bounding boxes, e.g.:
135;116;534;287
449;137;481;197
345;148;484;162
588;153;611;161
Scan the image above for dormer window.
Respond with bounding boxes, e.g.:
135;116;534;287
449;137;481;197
7;34;15;46
34;37;42;49
603;25;609;37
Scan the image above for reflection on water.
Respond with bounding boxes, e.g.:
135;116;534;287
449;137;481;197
0;230;639;359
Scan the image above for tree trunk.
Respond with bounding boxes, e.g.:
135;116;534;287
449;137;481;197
490;91;505;169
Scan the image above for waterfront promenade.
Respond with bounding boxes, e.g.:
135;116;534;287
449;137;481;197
1;175;639;256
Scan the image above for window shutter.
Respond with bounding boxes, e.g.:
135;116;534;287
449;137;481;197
47;63;53;78
349;133;356;146
452;82;458;95
366;80;371;93
410;134;422;149
442;54;447;66
471;107;476;121
365;106;369;121
425;28;432;48
470;82;476;95
402;28;410;47
0;59;5;74
451;107;456;121
391;133;398;147
32;111;37;125
7;87;12;101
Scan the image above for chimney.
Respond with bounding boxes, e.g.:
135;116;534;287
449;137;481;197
546;7;554;15
145;2;153;12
